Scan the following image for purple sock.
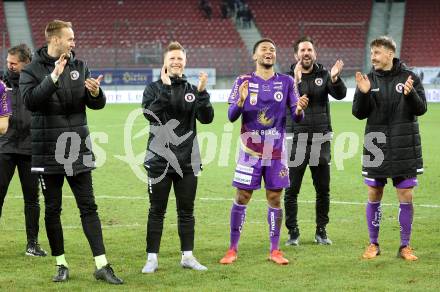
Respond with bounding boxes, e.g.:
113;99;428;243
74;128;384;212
399;203;413;247
268;206;283;252
366;201;381;245
229;202;247;251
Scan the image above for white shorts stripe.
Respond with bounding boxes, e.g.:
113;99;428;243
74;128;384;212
233;172;252;185
236;164;254;174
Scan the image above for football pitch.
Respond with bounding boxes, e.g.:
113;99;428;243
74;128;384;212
0;102;439;291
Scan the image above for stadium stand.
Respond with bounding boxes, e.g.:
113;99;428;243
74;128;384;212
246;0;372;73
401;0;440;66
25;0;252;76
0;4;10;70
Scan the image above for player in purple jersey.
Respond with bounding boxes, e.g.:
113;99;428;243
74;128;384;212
220;39;308;265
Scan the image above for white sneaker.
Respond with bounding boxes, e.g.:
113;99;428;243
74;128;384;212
142;258;158;274
180;256;208;271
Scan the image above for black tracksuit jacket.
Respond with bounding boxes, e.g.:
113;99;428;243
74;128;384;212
352;58;427;178
19;46;105;175
142;76;214;175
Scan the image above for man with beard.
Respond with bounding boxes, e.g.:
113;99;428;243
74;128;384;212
0;44;47;257
219;39;308;265
19;20;123;284
353;36;426;261
284;36;346;246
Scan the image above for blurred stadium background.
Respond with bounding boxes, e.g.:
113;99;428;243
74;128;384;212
0;0;439;92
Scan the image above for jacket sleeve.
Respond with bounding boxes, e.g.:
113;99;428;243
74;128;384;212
195;89;214;124
84;67;106;110
20;68;58;112
142;82;170;123
405;74;427;116
352;88;373;120
326;74;347;100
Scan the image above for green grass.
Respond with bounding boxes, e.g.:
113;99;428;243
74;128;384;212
1;103;439;291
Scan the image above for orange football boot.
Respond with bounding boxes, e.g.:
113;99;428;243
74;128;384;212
398;246;418;261
362;243;381;259
220;249;237;264
269;250;289;265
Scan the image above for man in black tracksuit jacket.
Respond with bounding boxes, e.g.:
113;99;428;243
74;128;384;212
285;36;346;246
0;44;47;257
19;20;122;284
353;36;426;261
141;42;214;273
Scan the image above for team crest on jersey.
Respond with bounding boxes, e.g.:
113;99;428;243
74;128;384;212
315;78;323;86
274;91;283;102
70;70;79;80
184;93;195;102
250;92;258;105
279;167;288;178
395;83;404;93
258;107;273;126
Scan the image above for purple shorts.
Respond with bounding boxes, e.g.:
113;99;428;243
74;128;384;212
364;177;418;189
232;152;289;190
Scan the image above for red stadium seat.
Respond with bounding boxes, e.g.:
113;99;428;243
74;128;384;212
401;0;440;66
0;3;10;69
247;0;371;72
25;0;251;75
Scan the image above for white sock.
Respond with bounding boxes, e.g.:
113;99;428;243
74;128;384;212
147;253;158;261
182;251;193;258
94;254;108;269
55;254;68;267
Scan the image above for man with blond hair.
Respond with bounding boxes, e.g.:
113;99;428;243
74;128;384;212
20;20;123;284
141;41;214;273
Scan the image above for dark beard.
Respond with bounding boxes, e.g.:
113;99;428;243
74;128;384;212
301;61;313;70
6;69;20;87
258;59;274;69
262;63;273;69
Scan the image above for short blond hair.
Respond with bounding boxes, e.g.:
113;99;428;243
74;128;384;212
163;41;186;56
45;20;72;42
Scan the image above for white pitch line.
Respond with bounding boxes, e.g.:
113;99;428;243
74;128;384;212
2;221;264;231
3;223;142;232
8;195;440;208
1;215;429;232
88;122;145;129
0;218;361;232
200;198;440;209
